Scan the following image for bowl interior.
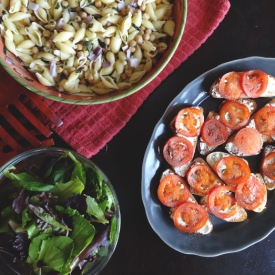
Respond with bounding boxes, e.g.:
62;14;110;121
0;147;121;274
0;0;187;104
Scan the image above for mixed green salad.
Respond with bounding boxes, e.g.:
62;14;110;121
0;151;119;274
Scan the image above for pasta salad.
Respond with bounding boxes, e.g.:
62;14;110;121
0;0;176;95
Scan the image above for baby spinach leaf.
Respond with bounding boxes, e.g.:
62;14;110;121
3;167;54;192
64;207;95;269
51;179;85;203
68;152;86;185
29;234;74;273
85;195;108;224
28;205;71;231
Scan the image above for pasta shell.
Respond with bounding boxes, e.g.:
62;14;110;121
9;0;21;13
129;70;146;83
8;12;31;21
100;76;118;89
34;8;48;23
53;31;75;42
163;20;175;36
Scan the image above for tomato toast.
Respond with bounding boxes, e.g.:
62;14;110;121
203;185;247;222
235;173;267;213
158;169;213;234
210;70;275;99
171;201;213;234
164;107;204;177
261;145;275;190
170;106;204;137
225;99;275;156
198;99;256;156
186;157;223;196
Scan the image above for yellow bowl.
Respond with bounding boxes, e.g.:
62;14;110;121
0;1;187;105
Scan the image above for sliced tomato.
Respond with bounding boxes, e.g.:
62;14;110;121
261;151;275;180
214;155;251;187
208;185;237;220
201;118;229;146
218;71;244;100
163;136;194;167
172;202;208;233
186;163;219;196
241;70;268;98
235;175;266;210
254;105;275;136
233;127;263;155
219;100;250;130
157;174;191;207
174;107;204;137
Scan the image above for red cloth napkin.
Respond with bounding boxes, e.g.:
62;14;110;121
46;0;231;158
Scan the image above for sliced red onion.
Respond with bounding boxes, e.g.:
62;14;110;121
128;57;139;68
28;1;40;11
5;56;13;65
117;1;126;10
126;48;131;59
128;0;138;8
122;45;128;51
50;61;58;77
94;46;102;56
86;15;94;25
87;46;102;62
102;60;110;68
70;12;77;19
56;18;65;30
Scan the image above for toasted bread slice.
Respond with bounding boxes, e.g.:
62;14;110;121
210;73;275;99
206;151;231;168
225;99;275;156
200;192;247;222
169;202;213;235
261;145;275;190
170;136;197;178
198;111;233;156
186;157;224;196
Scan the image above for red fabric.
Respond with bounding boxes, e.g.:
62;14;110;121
46;0;231;158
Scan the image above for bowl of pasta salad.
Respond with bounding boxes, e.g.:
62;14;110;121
0;0;187;104
0;147;121;274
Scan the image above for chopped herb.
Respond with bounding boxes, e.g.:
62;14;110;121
132;23;140;31
83;40;93;52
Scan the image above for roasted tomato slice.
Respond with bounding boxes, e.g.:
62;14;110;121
254;105;275;136
208;185;237;220
186;163;219;196
214;155;251;187
235;175;266;211
163;136;194;167
219;100;250;130
172;202;208;233
201;118;229;146
241;70;268;98
218;71;244;100
174;107;204;137
261;151;275;180
233;127;263;156
157;174;191;207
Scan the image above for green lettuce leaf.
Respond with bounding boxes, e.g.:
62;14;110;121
28;234;74;273
3;167;54;192
85;195;108;224
51;179;85;203
28;205;71;231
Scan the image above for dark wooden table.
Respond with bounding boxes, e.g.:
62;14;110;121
55;1;275;274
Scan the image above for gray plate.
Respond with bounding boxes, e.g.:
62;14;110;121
141;56;275;257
